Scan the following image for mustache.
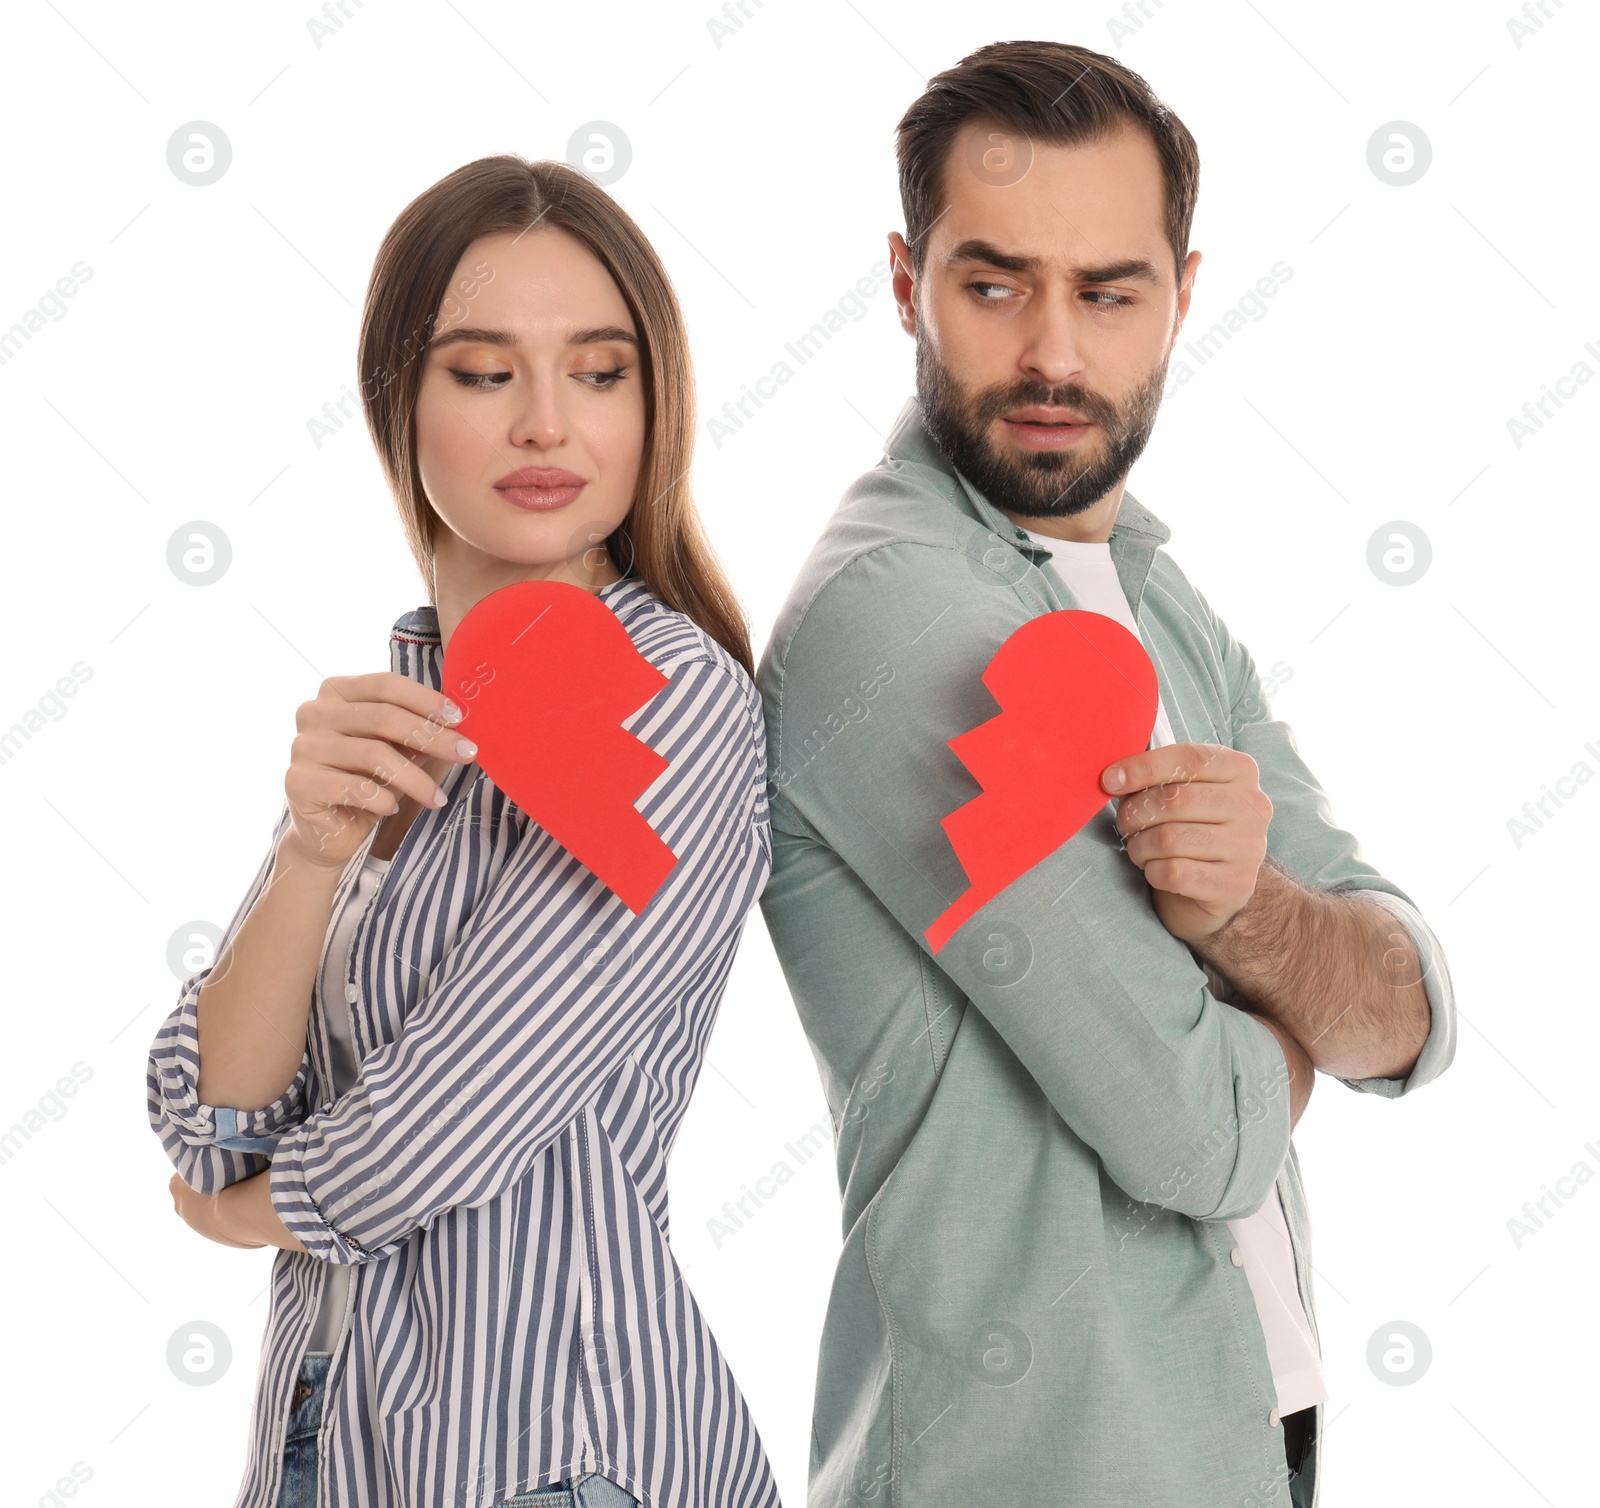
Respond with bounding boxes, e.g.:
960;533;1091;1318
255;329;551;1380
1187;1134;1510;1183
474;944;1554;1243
970;381;1124;428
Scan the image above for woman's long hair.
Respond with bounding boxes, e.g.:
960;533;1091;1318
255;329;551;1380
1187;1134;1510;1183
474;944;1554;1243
358;154;752;675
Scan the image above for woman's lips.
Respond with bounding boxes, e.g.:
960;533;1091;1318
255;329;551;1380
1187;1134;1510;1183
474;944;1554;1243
494;467;587;511
497;482;586;510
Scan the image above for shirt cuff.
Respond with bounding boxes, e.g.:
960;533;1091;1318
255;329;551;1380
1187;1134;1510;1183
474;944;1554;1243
267;1125;379;1264
1333;887;1457;1099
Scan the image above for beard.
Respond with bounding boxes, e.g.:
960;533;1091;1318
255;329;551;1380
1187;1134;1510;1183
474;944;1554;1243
915;327;1169;520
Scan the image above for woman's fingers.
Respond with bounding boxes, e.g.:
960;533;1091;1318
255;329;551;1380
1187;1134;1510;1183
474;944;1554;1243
288;732;445;816
282;672;475;871
319;694;477;771
306;672;464;747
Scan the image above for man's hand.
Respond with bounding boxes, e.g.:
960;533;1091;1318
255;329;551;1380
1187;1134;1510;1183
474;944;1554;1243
168;1172;266;1249
1102;742;1273;945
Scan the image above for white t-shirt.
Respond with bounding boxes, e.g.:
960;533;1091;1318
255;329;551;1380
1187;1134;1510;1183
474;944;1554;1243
302;849;392;1355
1023;525;1329;1417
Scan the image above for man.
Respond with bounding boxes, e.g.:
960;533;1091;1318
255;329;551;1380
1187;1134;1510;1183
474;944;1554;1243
757;39;1455;1508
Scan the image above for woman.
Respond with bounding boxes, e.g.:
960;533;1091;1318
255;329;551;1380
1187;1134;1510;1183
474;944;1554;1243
148;155;780;1508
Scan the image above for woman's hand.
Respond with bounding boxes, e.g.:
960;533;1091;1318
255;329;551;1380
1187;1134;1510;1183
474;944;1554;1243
168;1172;308;1252
168;1172;265;1249
281;671;478;872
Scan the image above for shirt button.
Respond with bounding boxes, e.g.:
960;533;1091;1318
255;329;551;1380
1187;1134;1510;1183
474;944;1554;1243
1230;1246;1244;1267
1268;1408;1281;1428
344;982;359;1003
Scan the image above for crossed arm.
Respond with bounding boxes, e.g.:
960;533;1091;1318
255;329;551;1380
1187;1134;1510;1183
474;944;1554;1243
1197;855;1431;1081
1102;741;1433;1089
169;1168;301;1250
159;654;770;1258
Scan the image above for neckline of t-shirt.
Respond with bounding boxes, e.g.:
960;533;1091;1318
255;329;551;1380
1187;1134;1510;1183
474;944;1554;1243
1021;529;1112;556
363;852;394;871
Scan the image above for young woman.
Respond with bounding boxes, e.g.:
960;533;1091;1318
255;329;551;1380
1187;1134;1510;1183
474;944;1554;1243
148;156;780;1508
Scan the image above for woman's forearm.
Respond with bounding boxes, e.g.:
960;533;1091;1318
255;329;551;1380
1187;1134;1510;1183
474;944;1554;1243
217;1170;308;1252
195;836;344;1111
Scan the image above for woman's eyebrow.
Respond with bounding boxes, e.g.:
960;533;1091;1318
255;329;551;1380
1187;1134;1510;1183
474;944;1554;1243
429;324;639;352
429;326;515;352
567;324;638;348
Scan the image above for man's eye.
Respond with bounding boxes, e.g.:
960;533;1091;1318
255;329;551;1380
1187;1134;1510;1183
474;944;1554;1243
1084;291;1135;307
448;368;510;390
969;281;1015;301
577;367;629;389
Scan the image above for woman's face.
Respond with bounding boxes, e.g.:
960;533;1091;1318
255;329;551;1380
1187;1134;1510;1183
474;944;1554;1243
414;226;646;592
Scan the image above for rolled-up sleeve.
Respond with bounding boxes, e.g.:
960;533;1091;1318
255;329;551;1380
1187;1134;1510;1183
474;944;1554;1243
1207;585;1459;1100
267;655;771;1264
1330;887;1457;1097
146;799;314;1194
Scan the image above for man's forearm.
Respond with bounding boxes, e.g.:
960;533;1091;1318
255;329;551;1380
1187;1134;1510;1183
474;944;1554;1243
1195;857;1432;1081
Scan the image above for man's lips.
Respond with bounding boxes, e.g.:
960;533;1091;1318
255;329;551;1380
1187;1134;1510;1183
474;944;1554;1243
1000;409;1097;450
494;465;587;511
1005;406;1092;425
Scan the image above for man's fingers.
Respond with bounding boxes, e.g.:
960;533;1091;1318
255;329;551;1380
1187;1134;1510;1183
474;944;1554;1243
1103;742;1254;795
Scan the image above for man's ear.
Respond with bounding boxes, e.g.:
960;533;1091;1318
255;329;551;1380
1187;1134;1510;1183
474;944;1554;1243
888;231;917;337
1173;248;1203;336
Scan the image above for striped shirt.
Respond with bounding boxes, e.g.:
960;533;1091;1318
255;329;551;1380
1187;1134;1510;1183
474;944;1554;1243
147;577;781;1508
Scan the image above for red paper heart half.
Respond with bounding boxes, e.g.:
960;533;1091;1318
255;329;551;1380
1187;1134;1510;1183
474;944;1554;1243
441;579;677;914
925;609;1160;954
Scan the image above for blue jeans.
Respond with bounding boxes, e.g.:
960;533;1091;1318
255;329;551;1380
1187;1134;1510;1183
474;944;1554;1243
276;1352;640;1508
496;1472;640;1507
276;1353;331;1508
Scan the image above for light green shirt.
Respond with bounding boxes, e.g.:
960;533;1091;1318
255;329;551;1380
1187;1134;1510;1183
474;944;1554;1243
756;396;1457;1508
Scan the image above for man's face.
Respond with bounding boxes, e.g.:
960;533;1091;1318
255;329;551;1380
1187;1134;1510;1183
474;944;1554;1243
894;120;1199;525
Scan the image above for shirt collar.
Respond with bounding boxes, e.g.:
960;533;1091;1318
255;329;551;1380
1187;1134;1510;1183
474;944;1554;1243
881;394;1173;566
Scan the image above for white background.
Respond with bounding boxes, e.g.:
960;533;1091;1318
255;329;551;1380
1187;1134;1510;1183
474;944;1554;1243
1;1;1595;1504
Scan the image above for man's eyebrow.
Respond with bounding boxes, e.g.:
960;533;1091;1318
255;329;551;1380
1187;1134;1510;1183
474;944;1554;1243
428;324;639;352
943;238;1162;286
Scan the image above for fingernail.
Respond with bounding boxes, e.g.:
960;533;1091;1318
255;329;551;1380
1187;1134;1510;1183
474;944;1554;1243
441;700;464;724
432;787;448;807
1105;767;1126;791
455;738;477;759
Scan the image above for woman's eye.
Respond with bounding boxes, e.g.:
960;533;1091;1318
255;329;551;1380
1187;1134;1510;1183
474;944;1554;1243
447;368;510;390
577;367;629;389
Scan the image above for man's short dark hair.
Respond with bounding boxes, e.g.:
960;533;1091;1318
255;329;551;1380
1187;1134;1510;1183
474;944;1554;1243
895;40;1200;283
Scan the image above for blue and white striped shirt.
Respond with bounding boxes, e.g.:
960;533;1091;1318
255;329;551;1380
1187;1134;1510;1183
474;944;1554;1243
148;578;781;1508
